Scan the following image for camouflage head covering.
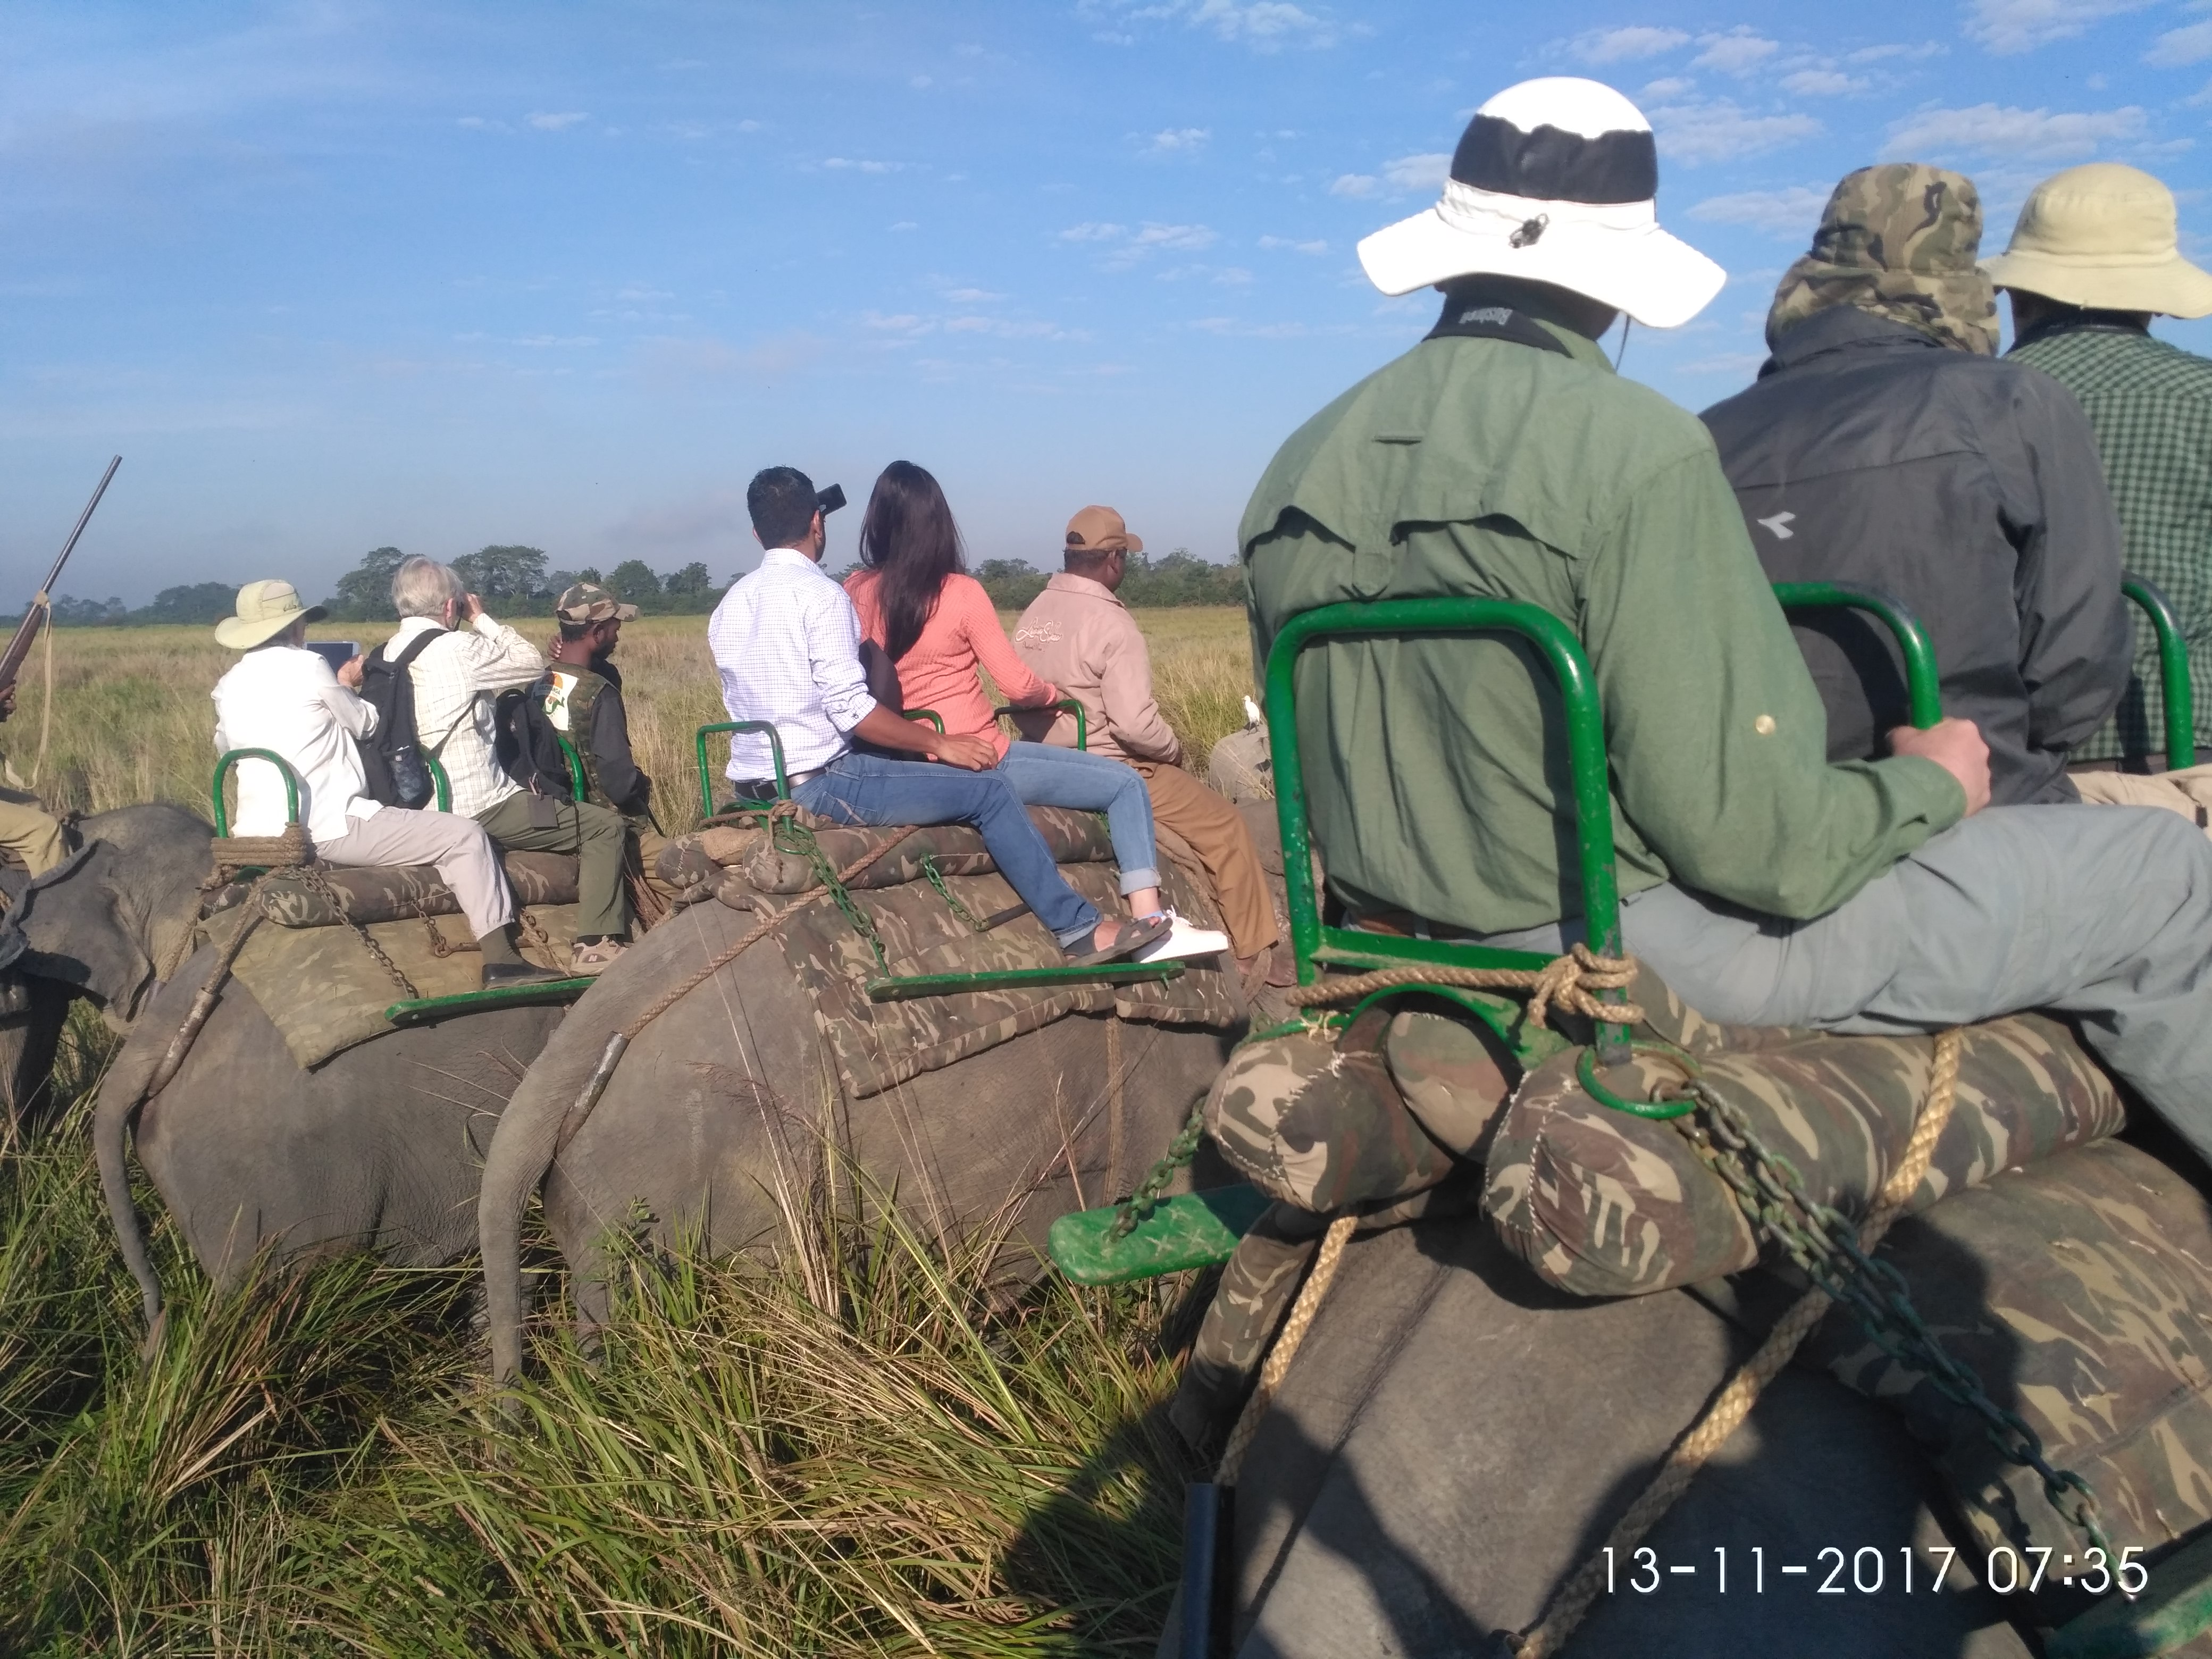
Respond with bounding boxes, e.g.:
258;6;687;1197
1766;163;1999;356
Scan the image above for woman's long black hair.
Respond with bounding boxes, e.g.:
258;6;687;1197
858;460;967;662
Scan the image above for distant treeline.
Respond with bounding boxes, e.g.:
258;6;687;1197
26;542;1247;629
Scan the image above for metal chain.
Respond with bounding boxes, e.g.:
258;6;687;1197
1673;1078;2113;1556
277;863;419;1001
1107;1097;1207;1239
421;914;460;958
919;853;987;932
516;908;554;954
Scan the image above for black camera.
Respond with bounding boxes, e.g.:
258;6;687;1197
817;483;847;516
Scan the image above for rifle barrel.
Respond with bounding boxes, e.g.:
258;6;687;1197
38;455;122;599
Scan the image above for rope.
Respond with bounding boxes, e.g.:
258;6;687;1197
28;597;52;791
551;817;921;1157
202;824;314;887
1216;1211;1360;1484
1512;1027;1964;1659
1284;942;1646;1031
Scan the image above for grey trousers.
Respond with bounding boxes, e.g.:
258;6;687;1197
1480;804;2212;1167
320;807;514;941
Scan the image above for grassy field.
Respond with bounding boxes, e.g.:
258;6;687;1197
1;607;1256;1656
13;607;1256;831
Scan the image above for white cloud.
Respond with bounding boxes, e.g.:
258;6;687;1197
1692;29;1780;75
1214;266;1254;285
1131;222;1218;250
1649;99;1822;164
1329;173;1377;197
1688;185;1830;237
1964;0;2158;55
456;115;505;132
527;111;590;131
862;312;926;333
1846;41;1946;63
942;287;1006;302
910;74;932;88
823;157;901;173
1884;102;2147;160
1780;69;1869;96
1382;152;1449;193
737;119;763;132
1146;127;1212;155
889;220;919;232
1059;222;1127;241
2149;19;2212;66
1187;0;1339;48
1259;234;1330;253
1570;26;1689;64
1641;77;1695;99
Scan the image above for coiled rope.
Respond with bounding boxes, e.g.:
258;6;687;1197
1283;942;1646;1031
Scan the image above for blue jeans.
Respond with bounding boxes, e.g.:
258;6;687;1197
793;751;1103;948
994;742;1160;897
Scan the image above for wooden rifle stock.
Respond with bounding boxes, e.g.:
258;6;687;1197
0;456;121;695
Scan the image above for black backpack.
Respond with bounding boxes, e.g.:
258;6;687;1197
495;676;580;800
356;631;444;808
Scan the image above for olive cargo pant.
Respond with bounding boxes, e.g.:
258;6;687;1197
1132;759;1280;959
0;786;65;877
1476;804;2212;1170
474;792;631;940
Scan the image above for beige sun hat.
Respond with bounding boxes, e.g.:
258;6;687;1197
214;579;326;649
1981;163;2212;318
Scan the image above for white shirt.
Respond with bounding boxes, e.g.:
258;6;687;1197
380;613;544;819
706;546;878;780
211;644;380;843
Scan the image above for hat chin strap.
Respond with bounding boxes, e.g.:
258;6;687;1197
1434;179;1658;237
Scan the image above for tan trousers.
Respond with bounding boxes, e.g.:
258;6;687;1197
0;786;66;877
1131;759;1280;958
2072;765;2212;836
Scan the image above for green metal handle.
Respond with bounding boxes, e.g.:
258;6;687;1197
2123;573;2196;768
901;708;948;734
1771;582;1942;730
1264;598;1629;1060
994;698;1089;751
696;720;789;818
423;755;453;813
554;735;587;803
210;748;304;837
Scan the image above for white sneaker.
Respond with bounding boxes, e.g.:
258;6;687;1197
1134;909;1230;963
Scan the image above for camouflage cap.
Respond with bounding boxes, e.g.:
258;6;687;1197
554;581;639;624
1766;163;1999;356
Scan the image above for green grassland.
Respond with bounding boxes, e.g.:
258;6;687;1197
1;607;1258;1655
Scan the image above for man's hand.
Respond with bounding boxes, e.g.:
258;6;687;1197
927;732;998;770
337;653;366;690
0;684;17;723
462;592;486;624
1889;717;1991;817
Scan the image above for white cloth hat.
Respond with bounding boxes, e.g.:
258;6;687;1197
1981;163;2212;319
1357;77;1725;330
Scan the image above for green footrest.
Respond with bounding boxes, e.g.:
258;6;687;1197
866;961;1184;1003
2048;1532;2212;1658
1048;1183;1271;1285
383;978;596;1027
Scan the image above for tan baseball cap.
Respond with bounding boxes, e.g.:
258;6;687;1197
1065;505;1143;555
555;581;639;624
214;579;327;650
1982;163;2212;318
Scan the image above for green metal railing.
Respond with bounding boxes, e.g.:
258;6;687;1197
993;698;1089;751
2124;572;2197;768
423;755;454;814
902;709;948;734
554;735;588;803
1266;597;1633;1064
695;722;790;817
1772;581;1942;730
211;748;303;837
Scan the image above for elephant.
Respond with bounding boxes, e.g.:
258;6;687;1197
476;896;1242;1384
1168;1210;2047;1659
0;801;571;1329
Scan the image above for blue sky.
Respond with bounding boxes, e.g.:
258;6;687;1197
6;0;2212;606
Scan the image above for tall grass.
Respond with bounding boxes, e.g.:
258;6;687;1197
22;608;1256;830
0;1017;1201;1655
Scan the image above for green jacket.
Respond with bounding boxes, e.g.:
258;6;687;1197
1239;314;1966;934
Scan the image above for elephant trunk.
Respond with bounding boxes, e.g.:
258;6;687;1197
93;1023;165;1331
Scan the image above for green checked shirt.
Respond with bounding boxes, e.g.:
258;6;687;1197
1240;303;1966;936
2010;321;2212;763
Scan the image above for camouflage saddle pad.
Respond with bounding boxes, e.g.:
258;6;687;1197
777;857;1239;1100
196;897;579;1069
202;851;580;927
653;805;1112;902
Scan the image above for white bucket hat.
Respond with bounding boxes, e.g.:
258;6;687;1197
1357;77;1725;329
214;579;326;650
1981;163;2212;319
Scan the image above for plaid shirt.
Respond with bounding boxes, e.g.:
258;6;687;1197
383;613;545;818
2011;322;2212;760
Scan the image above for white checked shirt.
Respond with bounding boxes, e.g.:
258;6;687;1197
706;546;878;781
212;644;381;843
381;613;545;819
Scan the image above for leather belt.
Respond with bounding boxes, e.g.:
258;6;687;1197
733;766;826;800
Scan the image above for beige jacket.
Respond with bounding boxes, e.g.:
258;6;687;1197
1009;573;1182;765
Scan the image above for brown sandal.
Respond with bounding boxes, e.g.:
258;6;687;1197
1065;914;1171;966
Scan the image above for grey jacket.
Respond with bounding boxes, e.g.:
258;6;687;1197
1701;306;2130;806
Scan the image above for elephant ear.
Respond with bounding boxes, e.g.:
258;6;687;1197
8;841;163;1021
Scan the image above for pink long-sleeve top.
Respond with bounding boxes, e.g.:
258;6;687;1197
844;570;1058;760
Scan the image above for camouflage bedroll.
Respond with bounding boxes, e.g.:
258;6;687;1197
201;850;580;927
